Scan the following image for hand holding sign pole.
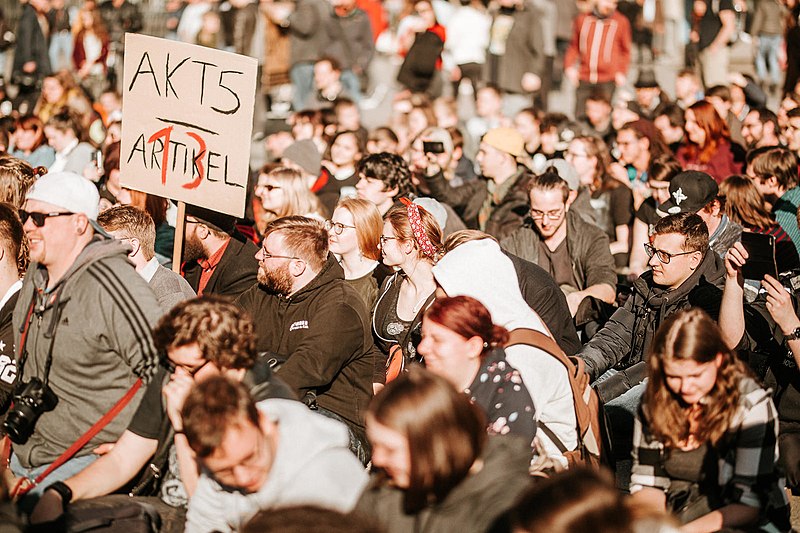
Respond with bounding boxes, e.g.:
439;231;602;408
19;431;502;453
119;34;257;270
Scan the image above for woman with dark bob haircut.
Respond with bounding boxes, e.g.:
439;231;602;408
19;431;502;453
630;308;789;531
356;367;532;533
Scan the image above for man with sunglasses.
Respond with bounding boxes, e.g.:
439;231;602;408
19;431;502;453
501;171;617;317
236;216;375;465
10;171;161;509
29;297;296;530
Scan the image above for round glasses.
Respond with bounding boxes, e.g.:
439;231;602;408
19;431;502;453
325;220;356;235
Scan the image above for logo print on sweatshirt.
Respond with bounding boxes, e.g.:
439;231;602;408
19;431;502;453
289;320;309;331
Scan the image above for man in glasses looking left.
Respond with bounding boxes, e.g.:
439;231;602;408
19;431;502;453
9;171;162;512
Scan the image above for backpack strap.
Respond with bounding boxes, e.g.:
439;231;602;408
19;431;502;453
506;328;576;453
537;422;568;454
506;328;571;369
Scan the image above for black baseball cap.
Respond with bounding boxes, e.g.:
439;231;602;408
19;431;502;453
656;171;718;217
185;204;237;234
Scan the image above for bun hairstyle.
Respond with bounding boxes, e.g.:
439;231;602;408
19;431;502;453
424;296;508;356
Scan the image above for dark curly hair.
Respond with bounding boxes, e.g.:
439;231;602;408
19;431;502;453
153;296;258;370
356;152;416;198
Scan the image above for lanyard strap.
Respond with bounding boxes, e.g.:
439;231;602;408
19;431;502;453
13;378;142;497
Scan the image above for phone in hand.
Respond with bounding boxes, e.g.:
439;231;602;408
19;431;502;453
422;141;445;154
740;231;778;280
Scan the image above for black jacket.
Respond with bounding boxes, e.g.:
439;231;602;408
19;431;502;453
235;255;374;430
578;249;727;400
506;252;581;355
424;167;531;241
12;4;51;78
357;436;532;533
183;233;259;299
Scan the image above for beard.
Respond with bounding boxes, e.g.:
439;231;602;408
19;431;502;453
183;232;206;263
257;262;294;295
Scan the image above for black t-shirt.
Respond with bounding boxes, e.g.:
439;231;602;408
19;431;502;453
127;357;297;439
538;239;574;289
698;0;734;50
635;196;661;226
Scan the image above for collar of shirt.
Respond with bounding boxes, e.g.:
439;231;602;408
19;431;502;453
140;256;160;283
198;238;231;272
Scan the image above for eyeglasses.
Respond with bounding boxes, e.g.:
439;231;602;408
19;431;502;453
160;355;211;376
19;209;74;227
529;208;565;221
257;184;281;192
259;247;301;261
379;235;397;246
643;243;696;264
324;220;356;235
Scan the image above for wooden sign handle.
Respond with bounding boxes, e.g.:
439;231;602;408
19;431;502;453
172;201;185;273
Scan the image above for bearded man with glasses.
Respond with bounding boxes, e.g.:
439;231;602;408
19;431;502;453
236;216;375;466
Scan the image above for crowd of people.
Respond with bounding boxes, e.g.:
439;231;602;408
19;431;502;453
1;0;800;532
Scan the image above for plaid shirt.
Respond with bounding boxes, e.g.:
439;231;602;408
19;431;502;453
630;377;788;520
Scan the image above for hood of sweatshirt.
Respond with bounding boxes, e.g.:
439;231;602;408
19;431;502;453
30;235;131;296
287;253;345;303
253;398;368;505
432;239;548;333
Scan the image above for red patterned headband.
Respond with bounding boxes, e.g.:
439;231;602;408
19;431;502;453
400;197;437;259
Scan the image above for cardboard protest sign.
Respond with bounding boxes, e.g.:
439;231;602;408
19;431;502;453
120;34;257;217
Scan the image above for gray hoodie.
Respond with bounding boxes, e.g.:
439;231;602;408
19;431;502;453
432;240;577;466
12;237;161;469
185;399;369;533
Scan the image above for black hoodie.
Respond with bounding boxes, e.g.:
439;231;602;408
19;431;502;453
235;254;374;430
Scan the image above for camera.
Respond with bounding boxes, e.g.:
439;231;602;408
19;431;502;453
1;378;58;444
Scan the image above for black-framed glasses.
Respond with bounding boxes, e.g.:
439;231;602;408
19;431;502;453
644;243;696;264
160;355;211;376
379;235;397;246
260;247;302;261
19;209;74;227
324;220;356;235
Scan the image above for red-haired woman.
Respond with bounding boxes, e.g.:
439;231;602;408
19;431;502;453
419;295;536;444
676;100;743;183
630;308;789;531
71;5;110;101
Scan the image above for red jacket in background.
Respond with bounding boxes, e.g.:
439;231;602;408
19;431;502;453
564;10;631;84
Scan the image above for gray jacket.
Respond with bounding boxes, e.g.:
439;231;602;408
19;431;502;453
149;264;196;312
486;1;546;94
12;237;161;468
287;0;330;66
500;211;617;294
578;249;727;400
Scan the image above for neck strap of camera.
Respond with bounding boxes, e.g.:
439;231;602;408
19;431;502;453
12;378;143;498
11;287;143;497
